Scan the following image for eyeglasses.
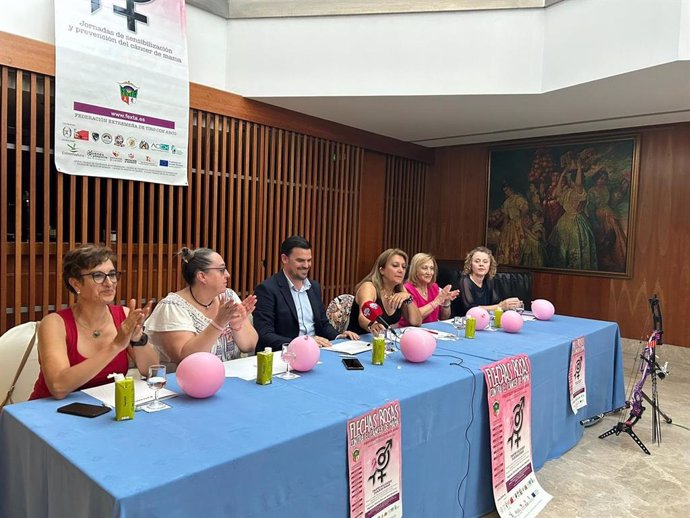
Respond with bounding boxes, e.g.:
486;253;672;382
80;271;121;284
203;267;228;274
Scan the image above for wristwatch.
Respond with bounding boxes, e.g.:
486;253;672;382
130;332;149;346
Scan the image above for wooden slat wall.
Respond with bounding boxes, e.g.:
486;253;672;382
382;156;428;258
0;65;375;332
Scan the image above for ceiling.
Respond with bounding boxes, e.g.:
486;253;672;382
252;61;690;147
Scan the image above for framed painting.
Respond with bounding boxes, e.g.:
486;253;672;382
486;135;639;277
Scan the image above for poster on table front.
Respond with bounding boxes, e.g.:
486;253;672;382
482;354;552;518
55;0;189;185
347;400;402;518
568;337;587;414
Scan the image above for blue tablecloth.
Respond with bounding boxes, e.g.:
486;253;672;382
0;315;624;518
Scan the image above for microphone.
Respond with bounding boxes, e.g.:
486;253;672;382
361;301;390;332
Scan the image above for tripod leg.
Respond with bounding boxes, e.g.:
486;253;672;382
625;427;651;455
641;390;672;424
598;425;621;440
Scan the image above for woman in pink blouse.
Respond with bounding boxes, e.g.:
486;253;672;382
399;253;458;327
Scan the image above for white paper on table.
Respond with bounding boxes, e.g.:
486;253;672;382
323;340;372;355
418;328;458;341
223;355;287;381
82;379;177;408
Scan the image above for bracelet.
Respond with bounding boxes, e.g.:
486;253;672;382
209;320;226;333
130;332;149;346
441;302;451;308
403;296;413;305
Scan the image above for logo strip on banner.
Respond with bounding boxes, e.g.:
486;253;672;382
55;0;189;186
481;354;552;518
569;337;587;414
74;101;175;129
347;401;403;518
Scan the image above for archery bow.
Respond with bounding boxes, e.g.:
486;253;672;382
598;295;671;454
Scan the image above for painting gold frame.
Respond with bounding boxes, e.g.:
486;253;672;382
486;134;640;278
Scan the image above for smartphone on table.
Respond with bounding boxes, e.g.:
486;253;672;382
342;357;364;370
57;402;111;418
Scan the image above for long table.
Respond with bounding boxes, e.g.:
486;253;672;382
0;315;624;518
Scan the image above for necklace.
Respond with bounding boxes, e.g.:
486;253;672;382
414;283;428;298
74;309;111;339
189;286;214;309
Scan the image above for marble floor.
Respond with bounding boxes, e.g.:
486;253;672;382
483;338;690;518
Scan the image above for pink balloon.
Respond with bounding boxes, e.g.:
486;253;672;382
400;328;436;363
176;352;225;398
532;299;555;320
501;310;523;333
466;307;490;330
289;335;320;372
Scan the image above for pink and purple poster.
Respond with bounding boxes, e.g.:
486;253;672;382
568;337;587;414
347;400;402;518
482;354;551;518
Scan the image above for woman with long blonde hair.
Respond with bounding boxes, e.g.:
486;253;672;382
346;249;422;335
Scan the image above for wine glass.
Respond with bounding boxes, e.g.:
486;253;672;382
277;343;299;380
385;328;400;352
452;316;465;339
488;312;496;331
145;364;169;411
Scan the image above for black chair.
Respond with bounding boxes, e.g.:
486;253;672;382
436;260;463;292
494;270;532;311
436;259;466;317
436;259;533;314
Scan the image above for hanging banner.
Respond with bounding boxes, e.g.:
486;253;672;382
347;400;403;518
55;0;189;185
482;354;551;518
568;336;587;414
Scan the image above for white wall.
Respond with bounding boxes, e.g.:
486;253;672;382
225;0;689;97
542;0;685;91
185;5;228;90
679;0;690;58
0;0;55;43
226;9;545;96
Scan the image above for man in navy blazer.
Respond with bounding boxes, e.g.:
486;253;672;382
254;236;359;351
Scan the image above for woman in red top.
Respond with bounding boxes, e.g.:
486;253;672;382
30;245;158;400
